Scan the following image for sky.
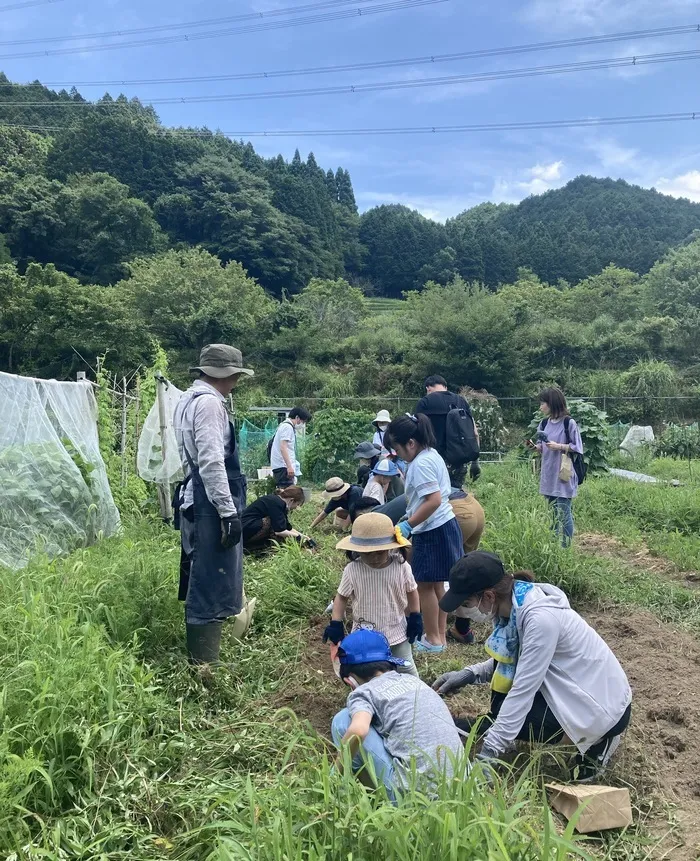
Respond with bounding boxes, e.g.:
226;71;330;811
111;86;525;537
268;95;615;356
1;0;699;221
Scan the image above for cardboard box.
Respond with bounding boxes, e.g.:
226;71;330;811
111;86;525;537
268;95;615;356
545;782;633;833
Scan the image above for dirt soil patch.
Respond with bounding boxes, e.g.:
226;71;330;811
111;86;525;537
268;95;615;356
282;608;700;859
577;531;700;587
584;607;700;860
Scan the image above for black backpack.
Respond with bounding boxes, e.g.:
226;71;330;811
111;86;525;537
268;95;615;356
444;406;480;466
539;417;587;484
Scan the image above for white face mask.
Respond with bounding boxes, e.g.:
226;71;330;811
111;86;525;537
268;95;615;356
378;423;388;431
461;597;494;624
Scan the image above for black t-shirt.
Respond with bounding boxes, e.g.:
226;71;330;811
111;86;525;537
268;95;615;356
414;391;472;455
324;484;364;517
241;494;291;539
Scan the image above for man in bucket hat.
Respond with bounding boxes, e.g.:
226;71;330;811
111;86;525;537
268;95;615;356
330;628;464;799
173;344;255;665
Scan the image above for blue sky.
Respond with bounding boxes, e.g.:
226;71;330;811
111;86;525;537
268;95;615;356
2;0;699;220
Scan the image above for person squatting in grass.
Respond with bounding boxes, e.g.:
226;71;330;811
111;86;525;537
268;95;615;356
331;628;464;801
311;476;365;531
436;551;632;782
241;485;307;552
269;406;311;489
173;343;253;665
528;387;583;547
324;513;423;676
385;413;464;655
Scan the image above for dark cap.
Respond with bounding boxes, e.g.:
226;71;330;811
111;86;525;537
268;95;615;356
189;344;254;379
439;551;506;613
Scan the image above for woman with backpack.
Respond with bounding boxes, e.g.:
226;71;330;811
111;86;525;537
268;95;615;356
530;388;584;547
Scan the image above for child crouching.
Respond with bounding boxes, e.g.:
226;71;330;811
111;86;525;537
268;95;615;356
324;513;422;676
331;629;464;800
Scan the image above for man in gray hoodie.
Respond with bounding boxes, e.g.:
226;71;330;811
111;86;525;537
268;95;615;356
436;552;632;781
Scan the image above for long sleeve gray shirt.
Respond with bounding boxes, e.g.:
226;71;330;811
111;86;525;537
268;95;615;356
173;380;236;518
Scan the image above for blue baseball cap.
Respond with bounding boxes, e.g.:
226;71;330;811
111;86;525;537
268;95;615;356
372;458;399;477
338;629;408;667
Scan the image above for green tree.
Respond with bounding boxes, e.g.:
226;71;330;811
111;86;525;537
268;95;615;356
120;248;274;364
53;173;164;284
359;204;445;296
400;278;523;393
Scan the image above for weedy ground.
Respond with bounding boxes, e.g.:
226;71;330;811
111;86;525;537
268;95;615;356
1;458;699;860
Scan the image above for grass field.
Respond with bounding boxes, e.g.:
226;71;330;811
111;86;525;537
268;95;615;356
2;461;700;859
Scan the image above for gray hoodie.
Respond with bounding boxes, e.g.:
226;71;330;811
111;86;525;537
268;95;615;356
465;583;631;755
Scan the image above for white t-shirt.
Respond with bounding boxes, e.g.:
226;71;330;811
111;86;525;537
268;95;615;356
270;420;300;475
405;447;455;534
364;476;386;505
373;429;387;450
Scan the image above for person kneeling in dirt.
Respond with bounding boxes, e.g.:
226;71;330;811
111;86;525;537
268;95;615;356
241;486;310;552
310;477;365;531
435;551;632;782
446;486;486;646
331;629;464;801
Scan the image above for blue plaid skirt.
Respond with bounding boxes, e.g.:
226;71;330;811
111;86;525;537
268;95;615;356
411;517;464;583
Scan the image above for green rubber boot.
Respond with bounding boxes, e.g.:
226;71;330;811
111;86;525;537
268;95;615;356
186;622;223;665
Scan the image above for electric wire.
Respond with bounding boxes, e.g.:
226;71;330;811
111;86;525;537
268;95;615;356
0;0;407;45
2;110;697;138
0;0;446;60
0;0;63;11
3;48;699;106
4;23;697;89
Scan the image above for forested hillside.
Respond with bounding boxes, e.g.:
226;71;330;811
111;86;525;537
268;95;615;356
2;74;700;406
2;75;700;297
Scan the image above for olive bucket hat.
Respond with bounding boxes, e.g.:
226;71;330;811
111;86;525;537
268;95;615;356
189;344;254;378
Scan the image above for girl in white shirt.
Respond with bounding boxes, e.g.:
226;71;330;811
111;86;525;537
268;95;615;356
387;414;464;655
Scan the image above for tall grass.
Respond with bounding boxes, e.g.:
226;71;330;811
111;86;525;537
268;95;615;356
3;465;697;858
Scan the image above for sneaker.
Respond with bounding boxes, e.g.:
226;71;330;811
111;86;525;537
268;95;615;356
325;601;334;614
572;733;623;783
414;636;446;654
447;627;475;645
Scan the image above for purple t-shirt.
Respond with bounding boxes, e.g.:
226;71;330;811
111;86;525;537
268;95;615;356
537;417;583;499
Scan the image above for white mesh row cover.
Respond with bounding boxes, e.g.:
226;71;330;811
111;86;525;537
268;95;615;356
0;371;121;570
136;380;184;485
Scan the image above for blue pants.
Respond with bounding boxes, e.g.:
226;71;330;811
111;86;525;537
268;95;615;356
546;496;574;547
331;708;397;799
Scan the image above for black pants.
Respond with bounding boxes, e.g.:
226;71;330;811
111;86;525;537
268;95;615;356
457;691;632;755
273;467;294;488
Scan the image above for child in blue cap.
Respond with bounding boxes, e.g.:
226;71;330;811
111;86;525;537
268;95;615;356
331;628;464;799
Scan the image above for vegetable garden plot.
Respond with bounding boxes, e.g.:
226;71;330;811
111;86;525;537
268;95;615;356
0;372;120;569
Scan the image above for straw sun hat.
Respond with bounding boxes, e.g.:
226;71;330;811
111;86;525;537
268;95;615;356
322;477;351;499
336;512;407;553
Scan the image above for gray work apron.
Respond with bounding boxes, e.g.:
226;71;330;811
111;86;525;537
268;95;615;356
177;391;247;625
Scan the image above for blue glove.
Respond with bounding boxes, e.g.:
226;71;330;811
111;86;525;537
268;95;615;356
398;520;413;540
323;620;345;645
406;612;423;644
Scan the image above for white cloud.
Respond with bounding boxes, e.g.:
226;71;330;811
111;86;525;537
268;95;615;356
523;0;697;29
655;170;700;203
492;160;566;202
584;137;639;171
355;190;479;221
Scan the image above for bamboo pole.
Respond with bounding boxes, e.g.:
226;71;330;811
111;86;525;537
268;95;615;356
155;373;173;522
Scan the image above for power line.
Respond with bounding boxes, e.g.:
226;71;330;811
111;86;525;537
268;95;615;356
0;0;63;11
3;110;698;138
0;0;398;45
0;0;446;60
3;48;699;107
4;23;698;89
